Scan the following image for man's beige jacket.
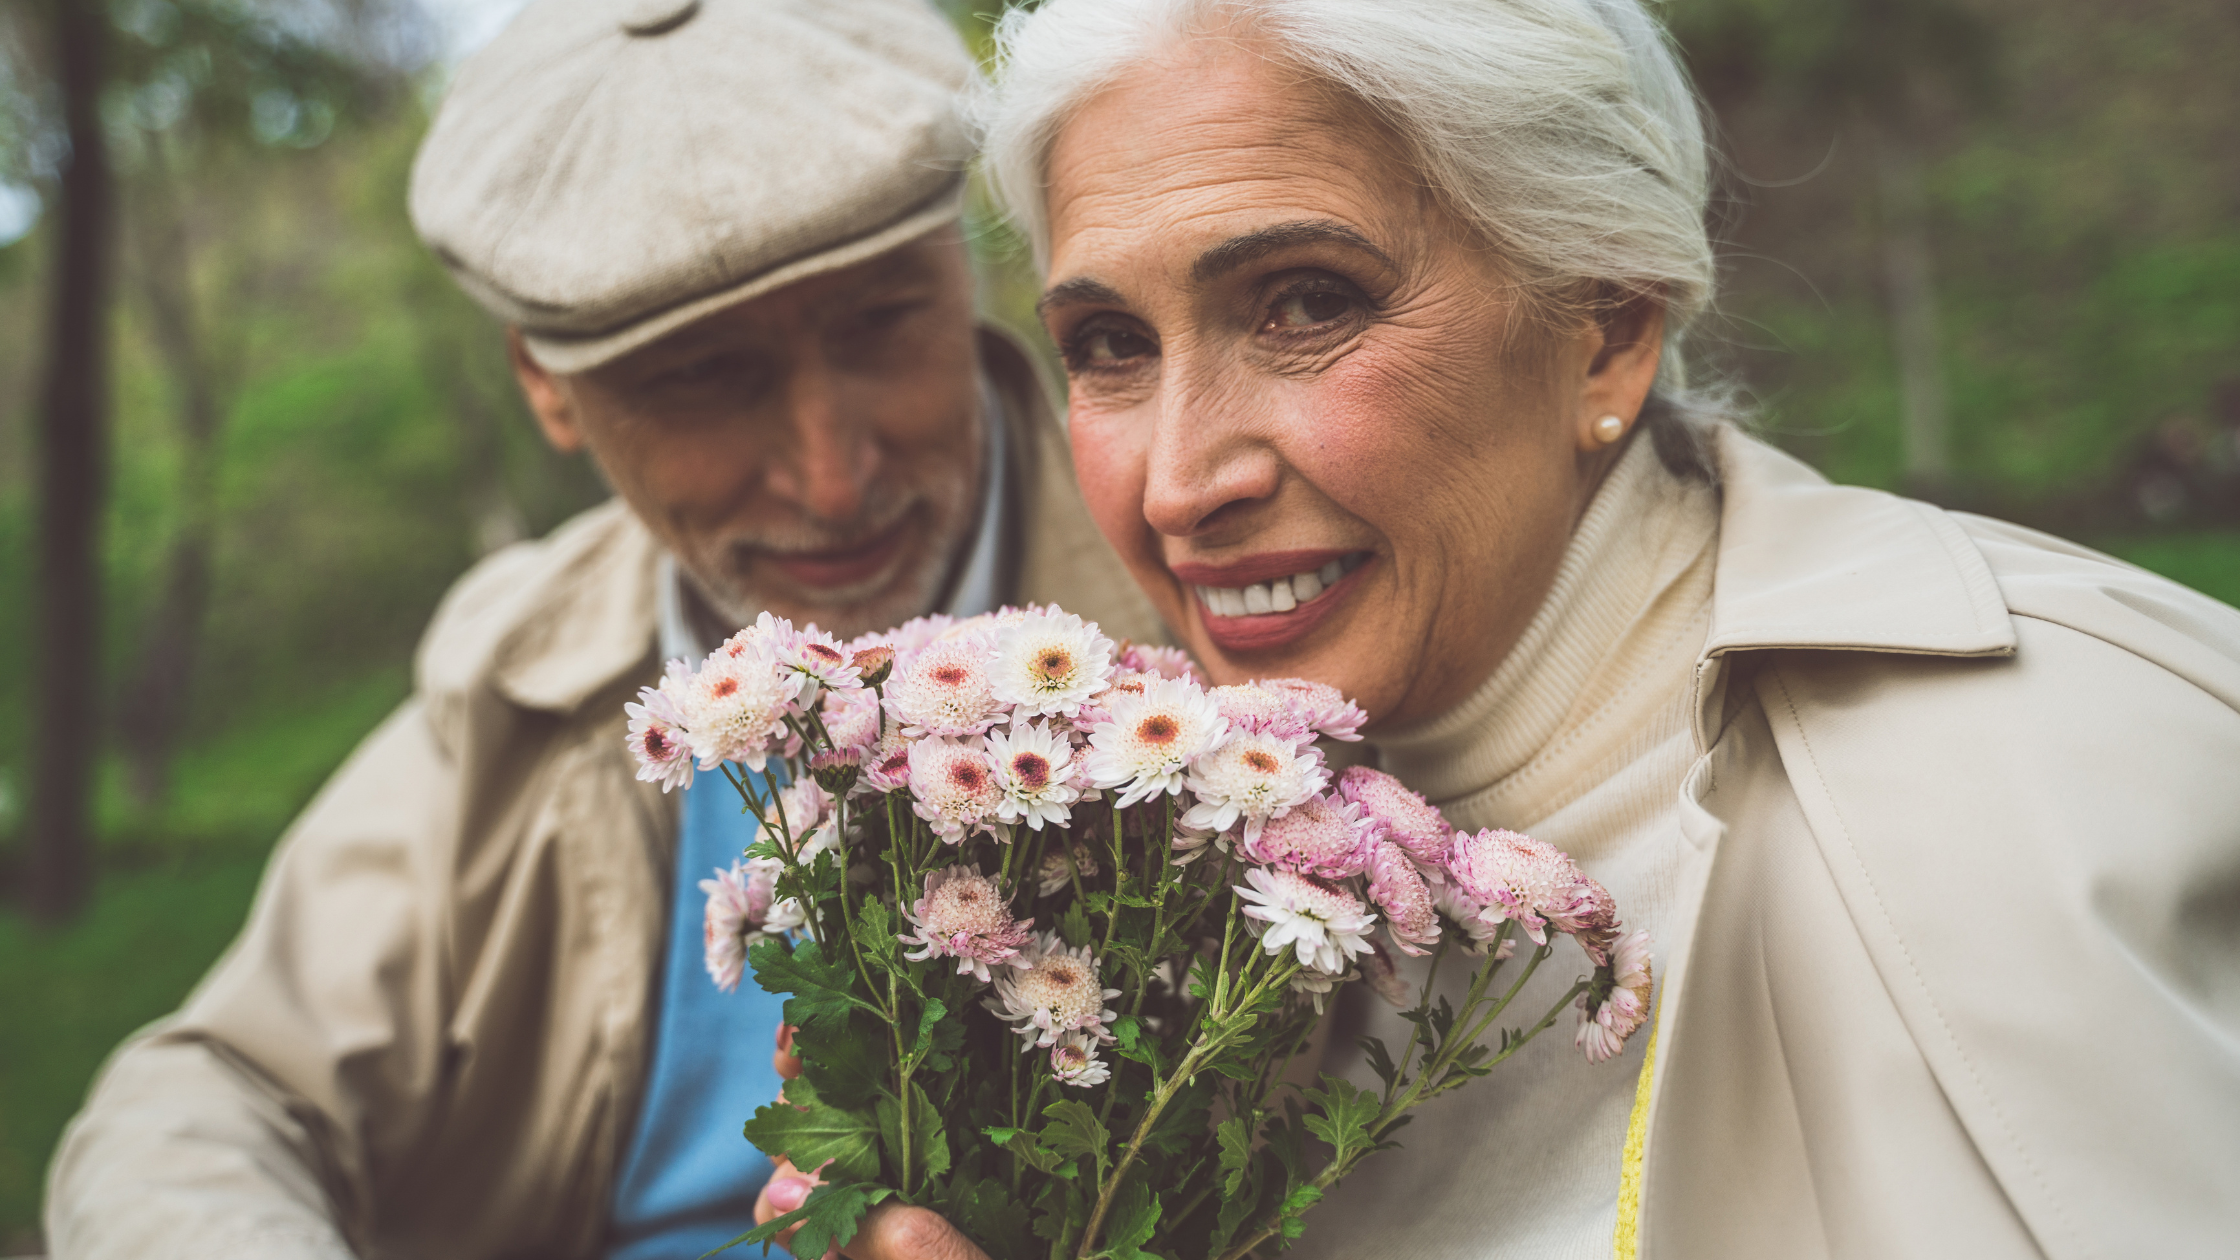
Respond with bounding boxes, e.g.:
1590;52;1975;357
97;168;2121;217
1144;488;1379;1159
47;416;2240;1260
44;332;1164;1260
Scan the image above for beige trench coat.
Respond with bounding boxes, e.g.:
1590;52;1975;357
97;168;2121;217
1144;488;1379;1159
43;331;1164;1260
1637;431;2240;1257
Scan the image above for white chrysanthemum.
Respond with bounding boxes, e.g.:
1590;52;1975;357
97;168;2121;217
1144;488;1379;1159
1577;930;1653;1064
1036;842;1101;896
1084;677;1227;807
1181;730;1326;842
700;857;784;992
757;778;839;861
1168;824;1228;867
1432;877;1517;958
987;931;1121;1048
884;634;1006;737
680;650;798;771
1049;1030;1111;1087
989;609;1114;719
987;720;1082;831
906;736;1003;844
1236;866;1377;975
819;685;884;755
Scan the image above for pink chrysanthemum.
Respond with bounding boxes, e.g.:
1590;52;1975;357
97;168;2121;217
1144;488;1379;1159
1241;794;1375;880
1263;677;1368;742
1049;1030;1111;1087
1577;930;1653;1064
1236;866;1378;975
1366;840;1442;955
850;613;955;657
1433;878;1518;958
987;931;1121;1047
1084;678;1227;807
782;627;859;696
680;650;798;772
700;857;782;992
906;736;1003;844
819;685;884;755
987;720;1082;831
859;719;915;796
989;609;1114;720
624;673;694;793
1209;682;1314;746
1446;828;1587;946
1118;643;1200;683
899;865;1033;982
1181;729;1326;842
1549;875;1622;965
1338;766;1452;872
884;634;1006;737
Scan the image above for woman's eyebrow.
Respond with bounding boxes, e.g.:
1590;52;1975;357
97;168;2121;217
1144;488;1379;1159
1036;275;1127;318
1190;219;1397;283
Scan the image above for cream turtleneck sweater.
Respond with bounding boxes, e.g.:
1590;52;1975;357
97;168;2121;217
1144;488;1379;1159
1292;435;1722;1260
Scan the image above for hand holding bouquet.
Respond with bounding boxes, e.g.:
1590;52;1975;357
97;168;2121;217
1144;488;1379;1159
627;606;1650;1260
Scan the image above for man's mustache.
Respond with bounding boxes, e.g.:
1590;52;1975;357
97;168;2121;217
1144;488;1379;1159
716;492;923;563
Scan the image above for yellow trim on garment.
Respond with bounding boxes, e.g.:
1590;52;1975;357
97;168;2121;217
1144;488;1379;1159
1611;1001;1660;1260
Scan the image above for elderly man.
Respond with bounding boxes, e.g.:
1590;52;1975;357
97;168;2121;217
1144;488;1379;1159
42;2;1159;1258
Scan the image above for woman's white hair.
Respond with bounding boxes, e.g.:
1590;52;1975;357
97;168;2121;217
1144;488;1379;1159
974;0;1727;477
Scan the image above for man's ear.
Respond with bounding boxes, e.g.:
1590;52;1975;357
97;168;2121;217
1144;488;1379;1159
509;328;588;453
1570;293;1667;453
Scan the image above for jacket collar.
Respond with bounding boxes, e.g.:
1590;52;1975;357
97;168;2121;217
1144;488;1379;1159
1706;428;2016;661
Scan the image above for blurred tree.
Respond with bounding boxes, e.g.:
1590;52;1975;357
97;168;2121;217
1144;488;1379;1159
103;0;407;808
23;0;113;924
1671;0;1997;495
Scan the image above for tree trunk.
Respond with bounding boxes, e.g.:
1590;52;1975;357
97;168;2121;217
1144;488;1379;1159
1870;125;1953;496
120;145;233;809
26;0;113;924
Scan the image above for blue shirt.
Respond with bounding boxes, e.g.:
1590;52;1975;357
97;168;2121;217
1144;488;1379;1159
605;774;788;1259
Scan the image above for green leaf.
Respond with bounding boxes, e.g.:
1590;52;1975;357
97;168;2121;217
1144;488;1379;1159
1059;900;1093;948
1278;1181;1323;1239
724;1180;893;1260
794;1010;886;1110
946;1175;1033;1260
1301;1075;1381;1171
750;937;874;1029
1358;1035;1401;1091
875;1082;951;1188
741;1076;882;1182
1040;1098;1111;1181
1215;1114;1256;1197
1105;1177;1160;1250
857;899;897;965
986;1124;1069;1176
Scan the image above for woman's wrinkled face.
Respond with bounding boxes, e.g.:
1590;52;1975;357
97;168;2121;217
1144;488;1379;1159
1040;39;1659;730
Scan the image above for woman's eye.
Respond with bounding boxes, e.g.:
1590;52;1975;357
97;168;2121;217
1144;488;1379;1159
1264;287;1356;332
1069;324;1157;368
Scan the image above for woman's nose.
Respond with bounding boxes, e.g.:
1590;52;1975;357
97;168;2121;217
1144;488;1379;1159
1139;382;1281;539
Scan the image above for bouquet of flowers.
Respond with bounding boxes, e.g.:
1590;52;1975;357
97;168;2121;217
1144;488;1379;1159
626;606;1650;1260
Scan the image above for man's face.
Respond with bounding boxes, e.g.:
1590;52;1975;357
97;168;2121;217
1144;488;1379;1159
514;230;984;640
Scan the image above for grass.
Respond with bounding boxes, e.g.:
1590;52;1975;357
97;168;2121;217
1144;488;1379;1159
0;531;2235;1250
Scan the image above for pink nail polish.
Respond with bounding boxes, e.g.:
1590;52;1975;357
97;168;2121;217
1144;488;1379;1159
766;1175;811;1213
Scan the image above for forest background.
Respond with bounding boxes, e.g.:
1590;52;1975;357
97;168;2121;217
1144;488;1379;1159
0;0;2235;1248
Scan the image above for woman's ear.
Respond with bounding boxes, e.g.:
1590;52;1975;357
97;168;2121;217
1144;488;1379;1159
509;329;589;454
1570;294;1667;453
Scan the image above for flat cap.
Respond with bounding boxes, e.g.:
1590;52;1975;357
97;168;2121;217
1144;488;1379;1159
410;0;977;372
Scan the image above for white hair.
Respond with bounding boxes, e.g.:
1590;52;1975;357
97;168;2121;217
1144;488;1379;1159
974;0;1728;476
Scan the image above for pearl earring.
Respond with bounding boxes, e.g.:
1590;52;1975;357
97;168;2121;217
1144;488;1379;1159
1593;414;1627;445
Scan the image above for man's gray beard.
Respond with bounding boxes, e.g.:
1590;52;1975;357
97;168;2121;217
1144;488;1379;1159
677;494;976;642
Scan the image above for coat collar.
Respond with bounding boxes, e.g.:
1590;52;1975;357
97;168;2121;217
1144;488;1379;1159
1706;428;2016;661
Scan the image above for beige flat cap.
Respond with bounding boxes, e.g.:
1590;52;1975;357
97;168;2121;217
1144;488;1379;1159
410;0;977;372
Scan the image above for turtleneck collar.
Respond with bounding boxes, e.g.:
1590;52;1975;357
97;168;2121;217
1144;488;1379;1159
1373;434;1722;827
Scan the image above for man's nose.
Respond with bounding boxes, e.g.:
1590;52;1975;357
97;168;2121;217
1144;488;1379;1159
766;355;878;524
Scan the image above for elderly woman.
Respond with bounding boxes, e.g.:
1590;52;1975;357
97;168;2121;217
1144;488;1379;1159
757;1;2240;1257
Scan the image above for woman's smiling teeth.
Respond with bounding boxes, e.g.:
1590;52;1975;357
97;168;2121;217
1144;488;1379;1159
1194;553;1367;618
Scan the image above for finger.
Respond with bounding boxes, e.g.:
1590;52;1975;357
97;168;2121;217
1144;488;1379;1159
754;1159;831;1257
841;1204;992;1260
775;1023;803;1080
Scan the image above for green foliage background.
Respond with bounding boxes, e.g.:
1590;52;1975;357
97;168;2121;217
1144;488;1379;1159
1;0;2235;1248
